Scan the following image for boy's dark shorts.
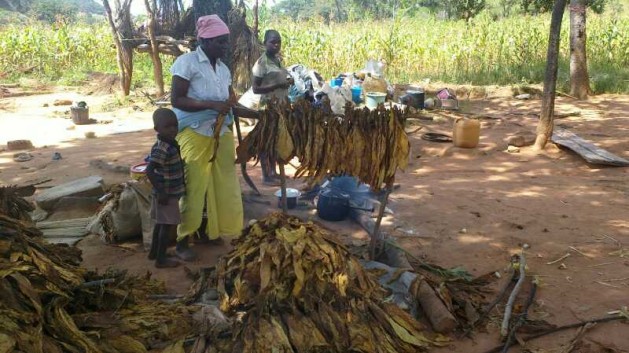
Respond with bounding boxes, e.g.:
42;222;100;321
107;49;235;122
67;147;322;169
150;196;181;225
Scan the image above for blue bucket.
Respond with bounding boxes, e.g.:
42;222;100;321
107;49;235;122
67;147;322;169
351;86;362;103
330;77;343;87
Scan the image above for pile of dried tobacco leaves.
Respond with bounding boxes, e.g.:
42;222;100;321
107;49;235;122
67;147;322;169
0;187;195;353
198;212;435;352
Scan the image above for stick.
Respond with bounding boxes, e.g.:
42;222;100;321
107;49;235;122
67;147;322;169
501;251;527;337
278;162;287;213
601;234;622;248
484;315;626;353
559;322;594;353
587;261;619;268
81;279;115;288
369;183;393;260
569;246;592;259
501;281;537;353
460;268;516;338
234;115;261;195
546;253;570;265
595;281;621;289
601;277;629;282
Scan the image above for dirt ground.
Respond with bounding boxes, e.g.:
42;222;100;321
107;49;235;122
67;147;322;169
1;86;627;352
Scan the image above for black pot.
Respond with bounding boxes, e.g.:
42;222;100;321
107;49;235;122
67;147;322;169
317;189;350;222
399;89;425;109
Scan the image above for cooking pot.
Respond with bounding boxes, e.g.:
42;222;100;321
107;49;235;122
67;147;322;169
275;188;301;209
317;188;351;221
399;89;424;109
316;188;374;222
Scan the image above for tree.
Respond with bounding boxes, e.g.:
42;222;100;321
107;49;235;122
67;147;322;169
29;0;77;23
144;0;165;96
447;0;486;20
192;0;232;23
103;0;134;97
569;0;591;99
535;0;568;150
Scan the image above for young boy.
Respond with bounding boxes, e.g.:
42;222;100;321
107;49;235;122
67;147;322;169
146;108;184;268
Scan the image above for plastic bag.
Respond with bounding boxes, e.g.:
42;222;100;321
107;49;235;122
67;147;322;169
88;181;151;244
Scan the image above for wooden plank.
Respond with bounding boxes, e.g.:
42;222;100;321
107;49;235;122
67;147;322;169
551;127;629;167
37;218;92;229
40;227;89;239
45;237;83;246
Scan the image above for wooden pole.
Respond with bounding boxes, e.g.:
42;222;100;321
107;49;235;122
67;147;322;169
253;0;259;38
369;182;393;260
278;162;288;213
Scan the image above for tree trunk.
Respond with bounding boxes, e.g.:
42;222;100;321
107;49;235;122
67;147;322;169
103;0;134;97
253;0;259;37
534;0;568;150
145;0;165;97
192;0;232;23
569;0;590;99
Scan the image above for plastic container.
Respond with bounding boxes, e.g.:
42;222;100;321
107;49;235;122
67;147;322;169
330;77;343;87
351;86;363;104
71;106;90;125
365;92;386;109
274;188;301;209
453;118;480;148
130;162;148;180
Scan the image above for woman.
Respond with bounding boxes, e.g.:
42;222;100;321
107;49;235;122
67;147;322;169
170;14;243;261
251;29;293;186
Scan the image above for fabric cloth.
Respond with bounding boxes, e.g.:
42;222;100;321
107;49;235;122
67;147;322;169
150;196;181;225
176;127;243;241
196;14;229;39
170;48;233;137
149;137;185;198
252;54;289;106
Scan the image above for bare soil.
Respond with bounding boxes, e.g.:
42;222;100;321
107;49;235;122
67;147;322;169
1;86;627;352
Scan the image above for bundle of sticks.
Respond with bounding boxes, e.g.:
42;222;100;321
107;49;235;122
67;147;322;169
236;99;410;191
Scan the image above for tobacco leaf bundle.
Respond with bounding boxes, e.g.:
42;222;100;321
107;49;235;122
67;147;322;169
236;100;410;191
0;195;194;353
210;212;432;352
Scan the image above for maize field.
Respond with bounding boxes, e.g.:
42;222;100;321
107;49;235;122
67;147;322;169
0;12;627;93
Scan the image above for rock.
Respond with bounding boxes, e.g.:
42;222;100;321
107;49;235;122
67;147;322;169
7;140;33;151
13;152;34;162
515;93;531;100
35;176;105;211
507;145;521;153
53;99;73;106
84;131;96;138
47;196;101;221
89;159;129;174
506;133;536;147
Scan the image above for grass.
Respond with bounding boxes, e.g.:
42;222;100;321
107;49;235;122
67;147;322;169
0;11;627;94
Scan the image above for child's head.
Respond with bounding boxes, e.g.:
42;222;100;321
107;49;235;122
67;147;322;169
153;108;178;140
263;29;281;56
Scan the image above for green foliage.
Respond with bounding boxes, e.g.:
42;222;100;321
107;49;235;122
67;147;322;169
0;12;627;94
442;0;487;20
267;12;628;93
29;0;77;23
520;0;608;14
0;22;172;89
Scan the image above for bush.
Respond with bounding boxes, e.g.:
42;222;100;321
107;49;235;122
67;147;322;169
29;0;77;24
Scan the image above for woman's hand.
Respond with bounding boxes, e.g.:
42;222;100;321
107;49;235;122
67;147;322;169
211;101;232;115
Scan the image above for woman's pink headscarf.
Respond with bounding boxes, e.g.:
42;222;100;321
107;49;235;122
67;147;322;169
196;15;230;40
